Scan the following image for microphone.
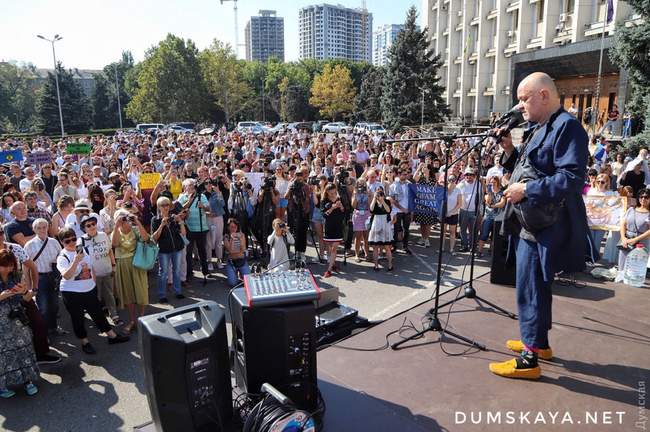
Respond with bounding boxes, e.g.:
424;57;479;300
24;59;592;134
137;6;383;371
482;107;526;156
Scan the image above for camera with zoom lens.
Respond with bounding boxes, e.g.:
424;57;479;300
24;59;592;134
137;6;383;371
262;175;276;191
337;170;349;184
308;176;320;186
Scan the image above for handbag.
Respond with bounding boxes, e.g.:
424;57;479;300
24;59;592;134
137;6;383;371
132;230;159;271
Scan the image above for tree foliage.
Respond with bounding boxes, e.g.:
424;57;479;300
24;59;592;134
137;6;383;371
310;64;356;120
356;66;385;122
200;40;254;126
381;6;449;132
126;34;208;123
36;63;92;134
0;62;39;133
610;0;650;152
92;51;135;129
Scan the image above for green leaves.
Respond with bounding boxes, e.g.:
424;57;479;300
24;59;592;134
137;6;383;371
381;6;449;132
126;34;208;123
309;64;356;121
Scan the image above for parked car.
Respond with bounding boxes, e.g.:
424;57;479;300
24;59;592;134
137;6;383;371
166;124;193;133
171;122;195;130
266;122;288;133
322;122;350;134
236;121;265;134
353;122;369;134
287;122;313;132
136;123;165;133
312;120;329;132
364;123;387;135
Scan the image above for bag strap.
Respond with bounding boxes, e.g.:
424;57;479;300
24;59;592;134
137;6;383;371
33;238;49;263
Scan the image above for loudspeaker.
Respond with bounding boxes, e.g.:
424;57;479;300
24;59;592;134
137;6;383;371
490;221;516;286
230;288;318;411
139;301;232;432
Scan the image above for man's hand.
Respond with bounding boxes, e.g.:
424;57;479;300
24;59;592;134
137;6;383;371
504;182;526;204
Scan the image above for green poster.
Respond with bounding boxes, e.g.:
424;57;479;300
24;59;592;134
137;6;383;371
66;143;92;155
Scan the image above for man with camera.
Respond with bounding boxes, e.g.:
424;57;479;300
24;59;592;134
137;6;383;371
267;218;295;272
389;169;413;255
228;169;253;238
178;178;210;283
285;168;312;263
254;175;279;258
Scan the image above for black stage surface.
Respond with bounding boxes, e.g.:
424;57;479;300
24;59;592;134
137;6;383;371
316;274;649;431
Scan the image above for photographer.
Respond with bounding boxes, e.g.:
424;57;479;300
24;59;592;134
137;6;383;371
224;218;250;287
178;178;210;284
151;197;186;302
253;175;279;259
58;227;129;355
112;209;149;334
334;166;354;255
228;170;253;239
285;168;312;263
204;181;226;270
321;183;345;278
267;218;295;272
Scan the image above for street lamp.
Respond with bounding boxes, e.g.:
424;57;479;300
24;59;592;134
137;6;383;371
37;34;65;138
114;64;123;129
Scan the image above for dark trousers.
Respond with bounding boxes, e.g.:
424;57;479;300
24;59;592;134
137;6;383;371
62;288;112;340
35;272;59;330
515;237;553;349
186;230;209;277
290;216;310;253
24;299;50;358
393;212;412;249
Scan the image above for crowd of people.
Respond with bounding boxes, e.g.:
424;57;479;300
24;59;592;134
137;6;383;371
0;109;646;395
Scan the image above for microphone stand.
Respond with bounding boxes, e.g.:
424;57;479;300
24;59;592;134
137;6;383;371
391;128;516;351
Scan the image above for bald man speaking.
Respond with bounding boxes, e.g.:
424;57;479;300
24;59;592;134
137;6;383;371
490;72;594;379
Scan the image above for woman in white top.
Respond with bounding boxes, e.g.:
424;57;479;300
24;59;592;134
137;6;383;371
267;219;295;272
57;227;129;355
443;175;463;254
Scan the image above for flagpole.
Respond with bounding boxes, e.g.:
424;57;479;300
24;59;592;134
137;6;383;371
591;2;610;136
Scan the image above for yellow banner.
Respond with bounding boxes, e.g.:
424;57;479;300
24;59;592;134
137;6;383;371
139;172;161;190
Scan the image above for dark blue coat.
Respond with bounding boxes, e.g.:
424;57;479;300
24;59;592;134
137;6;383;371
502;108;597;281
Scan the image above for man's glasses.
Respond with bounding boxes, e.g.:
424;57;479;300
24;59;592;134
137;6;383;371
84;223;96;229
63;237;77;244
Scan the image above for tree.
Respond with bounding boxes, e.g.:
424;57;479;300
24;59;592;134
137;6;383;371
0;62;39;133
93;51;135;128
355;66;385;122
610;0;650;152
278;78;313;121
200;40;254;126
92;72;113;128
126;34;208;123
310;64;356;120
381;6;449;132
36;63;92;134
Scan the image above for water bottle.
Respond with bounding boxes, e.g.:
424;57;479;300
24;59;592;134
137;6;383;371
623;243;648;287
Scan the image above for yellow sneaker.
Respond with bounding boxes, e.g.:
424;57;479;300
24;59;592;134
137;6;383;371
506;340;553;360
489;358;541;379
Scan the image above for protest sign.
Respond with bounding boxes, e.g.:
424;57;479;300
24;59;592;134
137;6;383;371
408;183;443;217
67;142;92;155
584;194;623;231
138;172;161;190
26;151;52;166
0;149;24;164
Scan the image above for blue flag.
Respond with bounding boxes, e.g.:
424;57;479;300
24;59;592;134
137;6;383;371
408;183;444;217
606;0;614;23
0;149;24;164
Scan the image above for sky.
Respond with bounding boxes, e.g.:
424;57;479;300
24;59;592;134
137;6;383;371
1;0;420;70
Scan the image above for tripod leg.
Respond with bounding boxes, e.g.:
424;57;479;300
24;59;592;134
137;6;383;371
308;225;321;262
474;296;517;319
441;328;487;351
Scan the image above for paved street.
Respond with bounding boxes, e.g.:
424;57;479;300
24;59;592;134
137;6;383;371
0;229;492;432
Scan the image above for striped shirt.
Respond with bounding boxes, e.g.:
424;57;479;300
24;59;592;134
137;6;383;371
25;236;62;273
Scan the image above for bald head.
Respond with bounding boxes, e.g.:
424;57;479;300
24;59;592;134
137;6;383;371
517;72;561;124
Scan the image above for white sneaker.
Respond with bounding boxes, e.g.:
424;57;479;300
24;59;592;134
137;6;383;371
217;261;225;269
424;239;430;247
207;263;214;272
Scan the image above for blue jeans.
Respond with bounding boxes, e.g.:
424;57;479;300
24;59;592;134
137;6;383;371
459;209;477;249
225;259;250;287
590;229;606;255
35;272;59;330
622;120;632;138
158;250;182;298
515;237;553;349
479;217;494;242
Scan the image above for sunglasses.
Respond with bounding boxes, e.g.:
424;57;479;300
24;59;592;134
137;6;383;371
640;196;650;200
63;237;77;244
84;222;96;228
597;181;607;184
